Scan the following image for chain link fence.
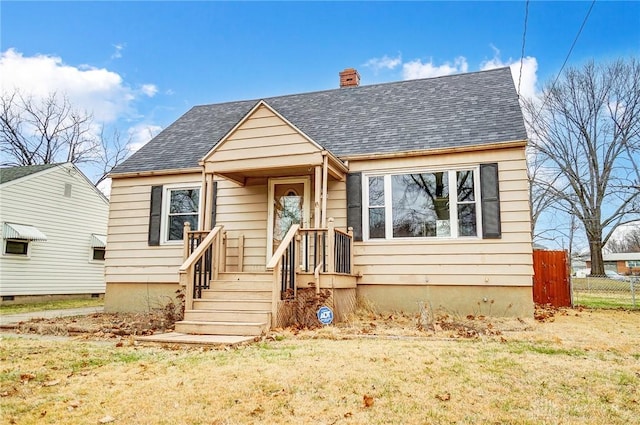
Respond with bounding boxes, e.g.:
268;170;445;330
571;275;639;309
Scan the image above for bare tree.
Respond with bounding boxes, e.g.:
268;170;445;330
605;224;640;253
94;126;133;187
525;58;640;275
527;145;562;240
0;90;131;185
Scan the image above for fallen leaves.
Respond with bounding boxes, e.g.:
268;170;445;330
436;392;451;401
98;415;115;424
20;373;36;382
363;394;374;408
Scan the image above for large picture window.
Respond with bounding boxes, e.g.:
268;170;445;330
163;186;200;242
364;168;480;240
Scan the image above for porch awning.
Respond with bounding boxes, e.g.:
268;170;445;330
90;234;107;248
2;223;48;241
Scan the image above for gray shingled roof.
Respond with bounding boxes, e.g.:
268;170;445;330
113;67;527;175
0;163;58;184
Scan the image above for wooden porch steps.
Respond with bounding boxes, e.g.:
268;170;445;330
175;272;272;337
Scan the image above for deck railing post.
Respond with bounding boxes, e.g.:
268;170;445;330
348;226;354;275
183;222;192;260
272;259;281;327
327;218;335;274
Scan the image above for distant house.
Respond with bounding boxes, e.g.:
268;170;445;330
105;68;533;335
0;163;109;302
587;252;640;276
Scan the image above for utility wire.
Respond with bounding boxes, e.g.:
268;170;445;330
518;0;530;99
532;0;596;118
546;0;596;101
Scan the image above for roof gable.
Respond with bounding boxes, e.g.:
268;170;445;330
0;163;58;185
202;100;324;163
0;163;108;204
113;67;527;175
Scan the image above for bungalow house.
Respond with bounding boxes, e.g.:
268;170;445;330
105;67;533;335
0;163;109;303
586;252;640;276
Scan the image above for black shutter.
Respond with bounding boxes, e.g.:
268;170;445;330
211;181;218;227
148;185;163;246
480;163;501;239
346;172;363;241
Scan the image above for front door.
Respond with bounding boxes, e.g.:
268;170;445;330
267;177;310;260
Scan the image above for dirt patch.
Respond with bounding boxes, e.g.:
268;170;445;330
1;304;632;347
8;311;176;339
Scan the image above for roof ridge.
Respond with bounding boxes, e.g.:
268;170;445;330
191;67;513;109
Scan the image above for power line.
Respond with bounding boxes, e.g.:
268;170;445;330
518;0;530;99
547;0;597;98
532;0;596;119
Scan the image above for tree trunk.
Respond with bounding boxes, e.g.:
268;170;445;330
589;239;605;276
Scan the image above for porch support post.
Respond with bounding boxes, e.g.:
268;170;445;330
314;166;321;228
204;172;214;230
321;153;329;227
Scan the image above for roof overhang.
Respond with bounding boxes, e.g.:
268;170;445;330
207;151;348;186
109;167;202;179
2;223;48;241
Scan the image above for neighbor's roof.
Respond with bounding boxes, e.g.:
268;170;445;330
113;67;527;175
603;252;640;261
0;163;58;184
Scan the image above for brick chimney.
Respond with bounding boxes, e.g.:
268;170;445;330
339;68;360;88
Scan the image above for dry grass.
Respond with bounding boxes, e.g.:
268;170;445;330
1;308;639;425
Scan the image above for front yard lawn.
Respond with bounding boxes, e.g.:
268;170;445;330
1;308;638;424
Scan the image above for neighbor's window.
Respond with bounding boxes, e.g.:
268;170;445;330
164;187;200;241
364;169;480;240
627;260;640;268
4;239;29;255
92;247;106;261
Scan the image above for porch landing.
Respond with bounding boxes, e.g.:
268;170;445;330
135;332;255;346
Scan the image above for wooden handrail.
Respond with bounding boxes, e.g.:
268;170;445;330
179;226;222;272
179;226;223;310
334;228;350;237
266;224;300;269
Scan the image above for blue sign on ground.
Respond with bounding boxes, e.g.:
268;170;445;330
317;306;334;325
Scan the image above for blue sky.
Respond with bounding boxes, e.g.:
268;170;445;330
3;1;638;137
3;1;638;248
1;1;639;215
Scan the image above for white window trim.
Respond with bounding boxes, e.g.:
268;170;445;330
362;166;482;241
2;238;31;258
160;182;203;245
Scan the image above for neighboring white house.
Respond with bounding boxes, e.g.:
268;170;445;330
0;163;109;302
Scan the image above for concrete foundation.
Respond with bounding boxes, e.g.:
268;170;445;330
357;284;534;318
104;282;181;313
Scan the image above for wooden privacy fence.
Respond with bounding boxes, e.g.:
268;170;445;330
533;250;572;307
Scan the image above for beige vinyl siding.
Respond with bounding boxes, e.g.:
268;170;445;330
349;146;533;288
215;178;268;272
205;105;323;173
0;164;108;296
105;172;201;283
326;179;347;229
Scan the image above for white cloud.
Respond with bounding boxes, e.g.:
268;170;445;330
364;54;402;72
140;84;158;97
0;48;158;123
402;56;469;80
111;43;125;60
127;123;163;153
480;48;539;100
364;48;539;100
